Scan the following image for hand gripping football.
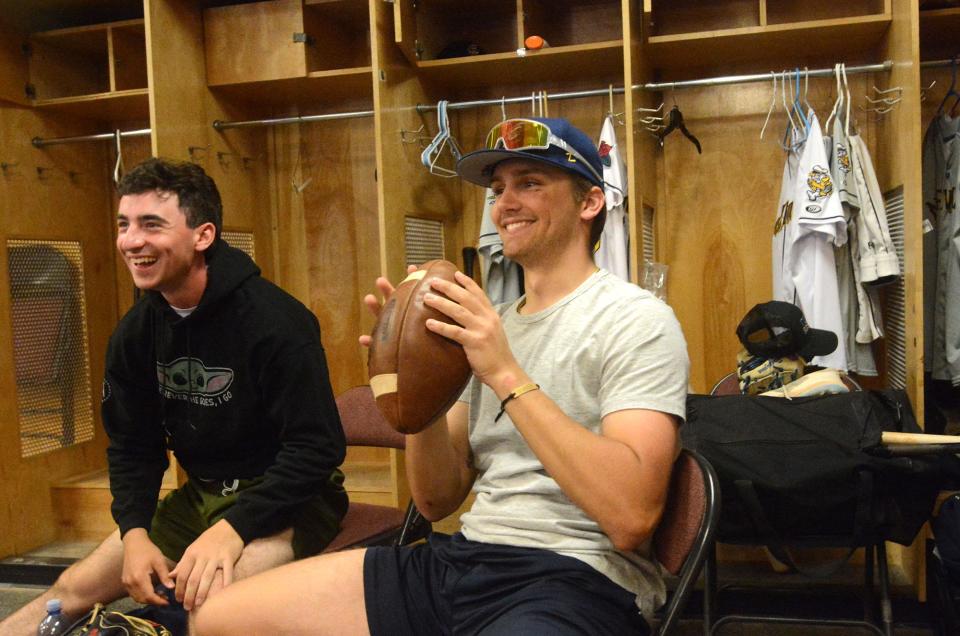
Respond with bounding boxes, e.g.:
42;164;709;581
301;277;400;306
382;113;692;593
368;260;471;434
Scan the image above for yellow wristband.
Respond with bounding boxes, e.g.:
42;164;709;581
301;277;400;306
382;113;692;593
495;382;540;422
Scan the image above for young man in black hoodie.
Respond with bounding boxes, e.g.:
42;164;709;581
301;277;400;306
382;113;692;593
0;159;347;634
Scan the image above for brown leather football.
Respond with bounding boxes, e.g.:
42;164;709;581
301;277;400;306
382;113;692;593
367;260;471;434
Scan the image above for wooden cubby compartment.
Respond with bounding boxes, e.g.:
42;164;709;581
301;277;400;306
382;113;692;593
409;0;518;61
646;0;761;37
765;0;889;25
27;19;148;101
303;0;370;71
521;0;622;48
205;0;371;86
646;0;890;37
919;2;960;60
111;22;148;91
28;25;111;100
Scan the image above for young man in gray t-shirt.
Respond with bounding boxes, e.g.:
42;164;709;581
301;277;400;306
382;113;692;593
192;118;690;636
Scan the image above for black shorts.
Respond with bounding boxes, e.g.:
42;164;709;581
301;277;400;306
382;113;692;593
363;533;650;636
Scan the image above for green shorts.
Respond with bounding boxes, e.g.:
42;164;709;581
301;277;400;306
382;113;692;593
149;471;347;562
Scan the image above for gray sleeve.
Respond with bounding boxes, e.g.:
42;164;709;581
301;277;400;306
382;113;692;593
948;234;960;386
598;299;689;421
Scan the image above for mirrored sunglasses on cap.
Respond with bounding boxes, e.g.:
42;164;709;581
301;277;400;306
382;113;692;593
485;118;604;185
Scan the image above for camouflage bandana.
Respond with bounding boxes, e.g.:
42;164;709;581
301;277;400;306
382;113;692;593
736;348;806;396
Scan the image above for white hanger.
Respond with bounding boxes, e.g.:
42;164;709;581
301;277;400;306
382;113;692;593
802;67;813;116
760;71;778;140
113;129;124;184
841;63;854;137
824;63;843;133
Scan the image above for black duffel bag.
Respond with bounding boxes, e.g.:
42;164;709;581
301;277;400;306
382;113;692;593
682;389;941;552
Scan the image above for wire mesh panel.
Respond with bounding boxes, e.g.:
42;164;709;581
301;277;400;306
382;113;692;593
883;186;906;390
7;239;94;457
405;217;445;267
221;230;256;262
642;203;656;263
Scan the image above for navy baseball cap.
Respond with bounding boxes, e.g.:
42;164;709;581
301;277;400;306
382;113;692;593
736;301;838;361
456;117;604;189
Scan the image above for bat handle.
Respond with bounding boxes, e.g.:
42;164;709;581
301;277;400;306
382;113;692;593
462;247;478;279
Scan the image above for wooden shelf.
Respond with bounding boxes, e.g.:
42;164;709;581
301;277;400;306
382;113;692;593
647;15;892;71
32;88;149;121
416;40;624;89
208;66;373;108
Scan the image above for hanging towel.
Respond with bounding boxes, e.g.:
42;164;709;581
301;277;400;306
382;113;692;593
594;114;630;281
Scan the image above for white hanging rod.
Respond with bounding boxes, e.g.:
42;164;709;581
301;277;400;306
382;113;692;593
212;60;892;129
32;127;151;148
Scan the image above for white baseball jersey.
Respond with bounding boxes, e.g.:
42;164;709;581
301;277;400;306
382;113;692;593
772;112;847;370
827;121;878;375
594;115;630;281
478;187;524;305
922;114;960;385
849;134;900;286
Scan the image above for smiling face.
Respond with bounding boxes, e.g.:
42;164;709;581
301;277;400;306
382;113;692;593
116;190;215;308
489;159;600;268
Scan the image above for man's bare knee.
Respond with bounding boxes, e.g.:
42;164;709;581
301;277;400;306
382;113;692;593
52;530;127;615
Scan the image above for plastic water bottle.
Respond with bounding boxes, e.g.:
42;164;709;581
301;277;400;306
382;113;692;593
37;598;67;636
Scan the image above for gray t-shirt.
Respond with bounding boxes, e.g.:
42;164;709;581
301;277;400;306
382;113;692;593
458;269;690;615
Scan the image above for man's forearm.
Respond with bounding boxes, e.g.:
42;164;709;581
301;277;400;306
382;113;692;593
405;410;474;521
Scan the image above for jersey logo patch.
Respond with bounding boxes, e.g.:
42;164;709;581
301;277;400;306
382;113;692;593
157;357;234;397
598;141;613;167
806;165;834;201
774;200;793;235
836;146;851;174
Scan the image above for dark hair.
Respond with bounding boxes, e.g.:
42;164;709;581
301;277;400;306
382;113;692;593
117;158;223;238
571;175;607;252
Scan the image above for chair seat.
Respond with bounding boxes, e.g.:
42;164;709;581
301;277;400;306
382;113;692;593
323;502;407;553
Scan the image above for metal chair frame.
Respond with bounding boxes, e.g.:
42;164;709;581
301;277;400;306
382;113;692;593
652;449;721;636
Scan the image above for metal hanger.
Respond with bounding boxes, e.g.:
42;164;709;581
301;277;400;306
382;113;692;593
607;85;625;125
779;70;805;151
420;99;462;178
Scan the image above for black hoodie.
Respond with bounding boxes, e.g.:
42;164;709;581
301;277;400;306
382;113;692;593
102;240;347;545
